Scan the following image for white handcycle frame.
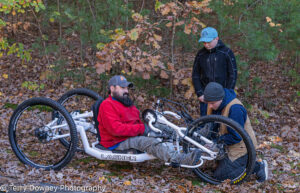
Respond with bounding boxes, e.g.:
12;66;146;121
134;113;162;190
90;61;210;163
48;105;218;169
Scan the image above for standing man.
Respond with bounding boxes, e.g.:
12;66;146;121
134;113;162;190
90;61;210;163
202;82;268;183
192;27;237;116
97;75;201;166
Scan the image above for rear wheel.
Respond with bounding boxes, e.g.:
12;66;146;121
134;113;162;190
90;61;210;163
8;97;78;170
57;88;100;151
183;115;256;185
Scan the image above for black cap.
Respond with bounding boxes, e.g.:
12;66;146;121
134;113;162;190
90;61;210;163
204;82;225;102
108;75;133;88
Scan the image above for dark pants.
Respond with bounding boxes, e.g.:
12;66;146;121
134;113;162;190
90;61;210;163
214;154;260;180
200;102;207;116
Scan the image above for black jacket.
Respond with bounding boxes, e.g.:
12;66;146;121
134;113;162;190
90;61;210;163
192;40;237;97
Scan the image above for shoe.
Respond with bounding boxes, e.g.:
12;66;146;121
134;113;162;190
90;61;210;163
177;149;202;166
256;160;268;183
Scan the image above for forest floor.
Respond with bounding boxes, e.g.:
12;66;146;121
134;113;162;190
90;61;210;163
0;44;299;193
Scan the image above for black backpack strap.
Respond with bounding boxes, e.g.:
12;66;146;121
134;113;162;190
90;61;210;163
92;97;104;142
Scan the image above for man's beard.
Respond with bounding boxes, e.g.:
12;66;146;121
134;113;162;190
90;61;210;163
112;92;133;107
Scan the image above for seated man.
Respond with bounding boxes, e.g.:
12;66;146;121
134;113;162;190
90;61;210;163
97;75;201;165
202;82;268;183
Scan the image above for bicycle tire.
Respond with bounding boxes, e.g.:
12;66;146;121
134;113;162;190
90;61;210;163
57;88;100;151
183;115;256;185
8;97;78;170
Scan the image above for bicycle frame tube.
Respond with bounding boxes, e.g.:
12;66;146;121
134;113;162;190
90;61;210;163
148;113;218;159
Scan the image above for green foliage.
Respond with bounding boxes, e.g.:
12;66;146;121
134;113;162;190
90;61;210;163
21;81;45;91
271;143;285;153
40;0;132;52
287;69;300;86
208;0;285;61
0;0;45;62
191;179;205;187
236;57;249;88
49;59;86;83
3;103;18;110
0;0;45;13
128;75;171;97
148;87;171;98
205;0;299;89
175;30;198;52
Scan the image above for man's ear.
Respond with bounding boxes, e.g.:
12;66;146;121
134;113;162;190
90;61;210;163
109;85;115;94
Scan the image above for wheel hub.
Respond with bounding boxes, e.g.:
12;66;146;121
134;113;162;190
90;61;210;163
34;127;50;143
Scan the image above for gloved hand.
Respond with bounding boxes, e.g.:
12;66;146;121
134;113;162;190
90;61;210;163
143;124;164;138
143;124;151;136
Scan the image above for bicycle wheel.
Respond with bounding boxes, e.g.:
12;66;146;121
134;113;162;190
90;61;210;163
8;97;78;170
57;88;100;151
183;115;256;185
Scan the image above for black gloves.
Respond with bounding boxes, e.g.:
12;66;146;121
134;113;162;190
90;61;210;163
143;124;151;136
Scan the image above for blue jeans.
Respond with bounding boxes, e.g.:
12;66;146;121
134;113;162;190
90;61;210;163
214;154;260;180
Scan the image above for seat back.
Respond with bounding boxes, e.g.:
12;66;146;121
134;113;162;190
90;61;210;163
92;97;104;142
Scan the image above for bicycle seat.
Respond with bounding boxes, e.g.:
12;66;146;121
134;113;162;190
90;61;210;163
92;97;104;142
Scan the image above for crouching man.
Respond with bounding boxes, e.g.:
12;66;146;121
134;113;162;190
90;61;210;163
202;82;268;183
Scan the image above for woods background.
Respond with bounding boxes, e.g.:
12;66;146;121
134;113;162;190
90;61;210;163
0;0;299;192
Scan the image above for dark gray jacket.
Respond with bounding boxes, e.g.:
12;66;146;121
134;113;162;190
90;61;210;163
192;40;237;97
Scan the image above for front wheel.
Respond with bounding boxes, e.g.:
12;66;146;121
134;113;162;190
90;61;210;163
183;115;256;185
8;97;78;170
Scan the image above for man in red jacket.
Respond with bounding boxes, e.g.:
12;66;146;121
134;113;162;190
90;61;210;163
97;75;201;165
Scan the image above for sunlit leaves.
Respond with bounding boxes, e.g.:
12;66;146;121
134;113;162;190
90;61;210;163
94;1;207;99
0;0;45;14
128;28;139;41
155;0;164;12
132;13;143;22
182;78;194;99
96;43;106;50
266;16;283;32
165;22;172;28
184;24;192;34
153;34;162;41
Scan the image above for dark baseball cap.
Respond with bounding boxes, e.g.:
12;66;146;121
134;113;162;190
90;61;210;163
204;82;225;102
108;75;133;88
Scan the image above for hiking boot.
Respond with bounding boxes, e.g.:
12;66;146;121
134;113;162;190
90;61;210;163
256;160;268;183
173;149;202;166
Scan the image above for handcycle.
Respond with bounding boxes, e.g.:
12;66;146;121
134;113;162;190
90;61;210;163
8;88;256;185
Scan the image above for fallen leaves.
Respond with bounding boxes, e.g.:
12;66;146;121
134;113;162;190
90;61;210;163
123;181;131;186
160;70;169;79
2;73;8;79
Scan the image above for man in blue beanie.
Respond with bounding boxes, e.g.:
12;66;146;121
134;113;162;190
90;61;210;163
192;27;237;116
202;82;268;183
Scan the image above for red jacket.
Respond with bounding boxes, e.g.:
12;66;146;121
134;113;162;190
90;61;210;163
97;95;145;148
